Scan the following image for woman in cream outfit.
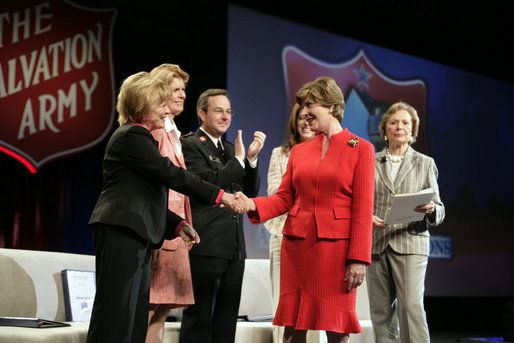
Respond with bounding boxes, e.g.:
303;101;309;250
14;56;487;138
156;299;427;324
264;103;315;343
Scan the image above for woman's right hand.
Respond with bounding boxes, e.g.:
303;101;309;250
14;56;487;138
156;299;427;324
235;191;256;212
179;223;200;246
372;215;387;231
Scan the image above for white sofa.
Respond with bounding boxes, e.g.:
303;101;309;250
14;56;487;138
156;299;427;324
0;248;94;342
0;248;374;342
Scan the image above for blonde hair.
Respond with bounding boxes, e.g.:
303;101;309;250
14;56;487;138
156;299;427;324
295;76;345;123
379;101;420;144
149;63;190;85
116;72;171;125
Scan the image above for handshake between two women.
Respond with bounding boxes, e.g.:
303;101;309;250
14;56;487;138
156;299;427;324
177;192;253;247
220;191;256;214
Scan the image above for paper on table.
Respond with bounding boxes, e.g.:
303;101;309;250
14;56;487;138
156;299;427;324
61;269;96;322
385;188;435;225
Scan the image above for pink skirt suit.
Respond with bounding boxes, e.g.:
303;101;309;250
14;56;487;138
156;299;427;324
149;127;195;307
248;129;375;333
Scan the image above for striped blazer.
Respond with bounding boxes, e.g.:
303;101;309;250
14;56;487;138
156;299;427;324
372;146;445;256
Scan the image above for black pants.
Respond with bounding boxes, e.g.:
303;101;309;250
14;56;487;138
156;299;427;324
87;224;152;343
179;255;245;343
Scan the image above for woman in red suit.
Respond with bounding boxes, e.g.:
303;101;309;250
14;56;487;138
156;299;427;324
241;77;375;343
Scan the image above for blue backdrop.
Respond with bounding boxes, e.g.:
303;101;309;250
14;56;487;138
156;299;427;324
226;5;514;297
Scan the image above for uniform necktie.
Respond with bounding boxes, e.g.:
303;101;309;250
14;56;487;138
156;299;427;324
217;140;225;158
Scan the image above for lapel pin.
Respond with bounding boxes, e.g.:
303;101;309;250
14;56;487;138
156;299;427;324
348;137;359;147
209;155;221;163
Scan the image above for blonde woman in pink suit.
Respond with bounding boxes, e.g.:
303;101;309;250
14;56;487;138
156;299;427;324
264;103;315;343
145;64;194;343
240;77;375;343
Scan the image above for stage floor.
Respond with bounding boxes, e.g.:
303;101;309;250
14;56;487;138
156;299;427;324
431;331;506;343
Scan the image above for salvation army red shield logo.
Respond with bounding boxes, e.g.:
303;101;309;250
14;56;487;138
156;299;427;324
283;46;428;154
0;0;117;173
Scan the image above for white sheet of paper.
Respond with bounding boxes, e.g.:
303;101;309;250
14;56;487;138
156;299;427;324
385;188;435;225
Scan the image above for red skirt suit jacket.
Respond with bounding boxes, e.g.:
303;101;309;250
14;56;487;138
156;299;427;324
249;129;375;262
248;129;374;332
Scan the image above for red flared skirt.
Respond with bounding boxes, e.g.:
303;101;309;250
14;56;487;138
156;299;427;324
273;228;362;333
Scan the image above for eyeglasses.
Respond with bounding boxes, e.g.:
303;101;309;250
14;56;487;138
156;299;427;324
208;108;235;117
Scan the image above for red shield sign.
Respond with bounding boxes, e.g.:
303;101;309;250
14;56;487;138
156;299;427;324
0;0;117;173
283;46;428;153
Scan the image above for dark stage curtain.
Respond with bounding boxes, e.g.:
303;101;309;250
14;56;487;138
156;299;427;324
0;144;105;255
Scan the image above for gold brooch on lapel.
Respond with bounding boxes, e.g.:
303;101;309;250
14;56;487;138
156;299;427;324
348;137;359;147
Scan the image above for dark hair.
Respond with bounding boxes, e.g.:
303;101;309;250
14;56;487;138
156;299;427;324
281;103;303;153
196;88;229;124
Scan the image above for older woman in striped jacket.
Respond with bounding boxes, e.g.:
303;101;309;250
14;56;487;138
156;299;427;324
367;102;445;343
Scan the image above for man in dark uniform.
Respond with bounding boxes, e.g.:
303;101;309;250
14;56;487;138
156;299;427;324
179;88;266;343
